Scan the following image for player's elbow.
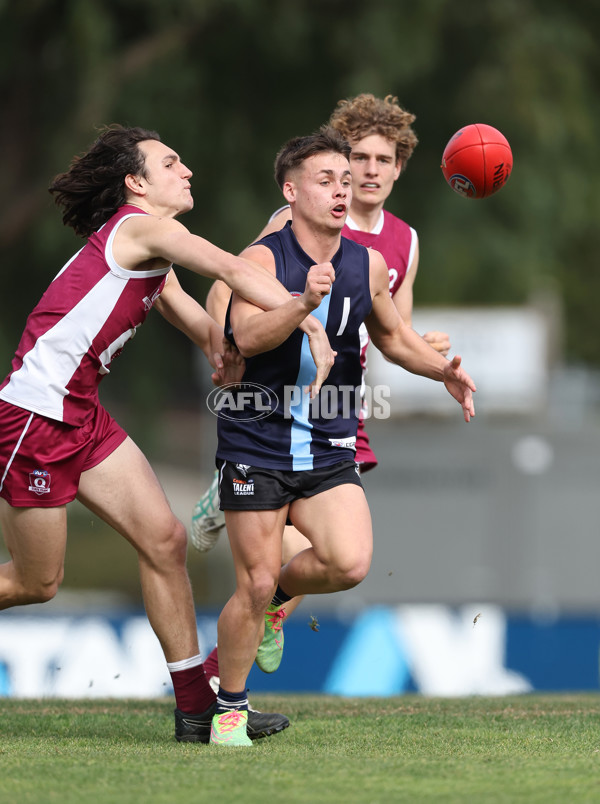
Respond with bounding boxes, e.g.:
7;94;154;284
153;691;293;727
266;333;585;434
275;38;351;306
232;315;280;357
373;339;401;366
371;328;407;366
233;332;261;358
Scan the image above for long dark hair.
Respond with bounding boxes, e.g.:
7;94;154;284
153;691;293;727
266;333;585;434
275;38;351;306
48;124;160;237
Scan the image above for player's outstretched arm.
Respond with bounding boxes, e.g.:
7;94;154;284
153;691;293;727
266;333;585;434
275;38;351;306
203;207;293;327
122;215;297;313
365;250;475;421
441;355;476;422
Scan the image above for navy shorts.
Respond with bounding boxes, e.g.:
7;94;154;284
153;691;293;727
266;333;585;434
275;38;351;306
216;459;363;511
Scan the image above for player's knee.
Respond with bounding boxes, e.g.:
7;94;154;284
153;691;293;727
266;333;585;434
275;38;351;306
147;517;188;568
170;519;189;559
19;571;62;604
332;555;371;590
33;584;59;604
244;571;278;613
134;516;187;573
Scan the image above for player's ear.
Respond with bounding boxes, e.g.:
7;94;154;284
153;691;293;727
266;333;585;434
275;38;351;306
124;173;145;197
394;160;403;180
282;180;296;204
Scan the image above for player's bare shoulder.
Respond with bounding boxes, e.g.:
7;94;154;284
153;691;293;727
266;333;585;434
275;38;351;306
123;213;187;247
240;242;277;275
114;213;187;270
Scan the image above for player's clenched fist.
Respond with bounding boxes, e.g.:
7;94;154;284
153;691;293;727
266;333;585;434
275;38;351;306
301;262;335;310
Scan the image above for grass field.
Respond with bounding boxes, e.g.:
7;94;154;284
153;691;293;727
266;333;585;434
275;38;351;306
1;695;600;803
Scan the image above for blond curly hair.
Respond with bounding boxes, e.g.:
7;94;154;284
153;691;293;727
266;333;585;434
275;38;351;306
328;93;418;166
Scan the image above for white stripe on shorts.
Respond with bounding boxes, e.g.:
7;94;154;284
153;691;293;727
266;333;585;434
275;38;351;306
0;412;34;493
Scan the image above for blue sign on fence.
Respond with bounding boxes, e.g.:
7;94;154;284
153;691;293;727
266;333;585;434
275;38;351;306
0;606;598;697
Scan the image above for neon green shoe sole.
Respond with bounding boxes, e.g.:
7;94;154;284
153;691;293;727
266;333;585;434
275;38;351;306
255;604;285;673
209;709;252;746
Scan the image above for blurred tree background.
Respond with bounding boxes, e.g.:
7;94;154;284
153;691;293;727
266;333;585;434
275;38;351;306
0;0;599;600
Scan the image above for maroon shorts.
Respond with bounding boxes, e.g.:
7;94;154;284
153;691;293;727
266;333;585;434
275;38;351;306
354;418;378;473
0;400;127;507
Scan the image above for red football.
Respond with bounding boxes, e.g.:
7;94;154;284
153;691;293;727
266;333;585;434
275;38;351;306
441;123;512;198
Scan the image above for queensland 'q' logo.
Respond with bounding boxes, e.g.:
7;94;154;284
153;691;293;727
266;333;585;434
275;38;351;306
206;382;279;421
29;469;51;495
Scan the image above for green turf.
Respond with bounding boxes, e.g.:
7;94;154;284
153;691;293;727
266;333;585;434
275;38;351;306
1;695;600;803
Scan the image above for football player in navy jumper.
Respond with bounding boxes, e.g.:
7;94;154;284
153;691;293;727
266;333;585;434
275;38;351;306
208;127;476;746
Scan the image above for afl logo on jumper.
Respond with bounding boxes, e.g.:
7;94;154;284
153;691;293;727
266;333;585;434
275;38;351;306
29;469;51;495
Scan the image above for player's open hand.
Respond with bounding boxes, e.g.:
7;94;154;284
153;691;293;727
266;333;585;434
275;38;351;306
423;330;451;356
442;355;476;422
302;262;335;311
211;339;245;387
305;322;337;399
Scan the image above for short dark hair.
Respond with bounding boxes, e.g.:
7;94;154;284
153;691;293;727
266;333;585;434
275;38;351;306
274;126;352;189
49;124;161;237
